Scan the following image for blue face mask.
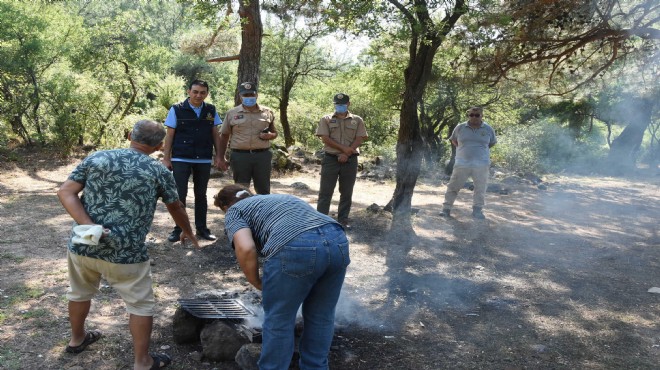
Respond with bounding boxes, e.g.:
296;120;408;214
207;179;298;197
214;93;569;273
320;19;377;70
242;97;257;107
335;104;348;114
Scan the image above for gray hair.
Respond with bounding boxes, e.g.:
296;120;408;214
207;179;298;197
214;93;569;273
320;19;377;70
130;120;166;147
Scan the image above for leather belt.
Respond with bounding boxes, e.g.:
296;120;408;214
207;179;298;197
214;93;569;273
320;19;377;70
232;148;270;153
325;153;358;158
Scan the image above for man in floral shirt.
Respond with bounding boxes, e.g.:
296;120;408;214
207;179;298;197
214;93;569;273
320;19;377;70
58;119;199;370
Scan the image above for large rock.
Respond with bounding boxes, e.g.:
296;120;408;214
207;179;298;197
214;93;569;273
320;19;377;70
201;320;251;361
172;307;205;344
235;343;261;370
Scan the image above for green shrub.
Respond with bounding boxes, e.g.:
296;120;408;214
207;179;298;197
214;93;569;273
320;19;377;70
494;120;608;174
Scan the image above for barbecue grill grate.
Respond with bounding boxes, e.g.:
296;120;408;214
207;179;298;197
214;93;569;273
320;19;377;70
178;298;256;319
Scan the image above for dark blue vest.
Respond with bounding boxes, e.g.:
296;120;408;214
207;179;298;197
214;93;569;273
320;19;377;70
171;99;217;160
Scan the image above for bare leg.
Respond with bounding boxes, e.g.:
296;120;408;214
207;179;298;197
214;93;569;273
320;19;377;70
130;314;154;370
68;300;91;346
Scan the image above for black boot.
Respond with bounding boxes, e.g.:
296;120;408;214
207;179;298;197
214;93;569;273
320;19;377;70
440;208;451;217
167;228;182;242
196;228;217;241
472;206;485;219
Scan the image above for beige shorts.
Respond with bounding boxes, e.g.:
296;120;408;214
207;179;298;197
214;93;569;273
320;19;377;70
67;251;155;316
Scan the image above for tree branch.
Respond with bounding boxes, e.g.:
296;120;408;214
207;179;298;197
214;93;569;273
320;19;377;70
206;55;240;62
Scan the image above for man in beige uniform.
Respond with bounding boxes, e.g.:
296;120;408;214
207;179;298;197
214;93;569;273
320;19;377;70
316;93;368;229
218;82;277;194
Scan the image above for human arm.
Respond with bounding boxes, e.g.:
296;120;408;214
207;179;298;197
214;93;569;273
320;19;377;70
489;127;497;148
320;135;357;157
232;228;262;290
161;127;176;170
57;180;94;225
212;125;223;168
337;135;367;163
165;200;200;248
217;133;230;171
449;124;461;147
258;114;278;141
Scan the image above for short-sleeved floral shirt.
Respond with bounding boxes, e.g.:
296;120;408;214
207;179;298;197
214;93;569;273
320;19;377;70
67;149;179;264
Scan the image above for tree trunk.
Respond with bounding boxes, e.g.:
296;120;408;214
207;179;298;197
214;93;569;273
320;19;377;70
607;97;654;173
390;94;424;232
279;89;294;147
387;0;466;234
11;114;32;146
29;69;44;145
235;0;263;105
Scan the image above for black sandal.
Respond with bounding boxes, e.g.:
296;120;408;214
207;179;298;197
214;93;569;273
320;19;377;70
65;330;102;354
150;353;172;369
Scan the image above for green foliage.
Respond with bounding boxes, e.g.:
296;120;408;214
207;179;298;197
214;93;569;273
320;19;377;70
0;1;83;145
0;0;655;172
0;284;45;324
282;99;327;148
20;308;50;320
0;0;239;151
0;252;26;264
0;347;21;370
282;65;398;156
493;120;608;174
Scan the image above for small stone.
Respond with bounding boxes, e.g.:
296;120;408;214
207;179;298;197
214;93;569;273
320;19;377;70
189;351;203;361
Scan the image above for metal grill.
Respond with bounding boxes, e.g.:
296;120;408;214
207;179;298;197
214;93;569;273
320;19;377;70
178;298;256;319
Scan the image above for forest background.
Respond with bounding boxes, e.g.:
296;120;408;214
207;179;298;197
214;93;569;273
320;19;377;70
1;1;659;369
0;0;658;219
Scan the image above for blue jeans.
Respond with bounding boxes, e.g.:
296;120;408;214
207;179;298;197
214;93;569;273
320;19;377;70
171;161;211;232
259;223;350;370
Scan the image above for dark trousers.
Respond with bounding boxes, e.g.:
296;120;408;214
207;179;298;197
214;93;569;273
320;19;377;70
230;150;272;194
171;161;211;232
317;154;358;222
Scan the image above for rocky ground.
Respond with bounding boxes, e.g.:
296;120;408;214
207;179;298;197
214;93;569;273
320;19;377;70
0;148;659;369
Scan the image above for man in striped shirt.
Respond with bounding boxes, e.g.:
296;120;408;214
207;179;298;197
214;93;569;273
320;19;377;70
214;184;350;369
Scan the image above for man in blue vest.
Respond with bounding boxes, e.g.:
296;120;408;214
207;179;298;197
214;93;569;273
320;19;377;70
162;80;223;242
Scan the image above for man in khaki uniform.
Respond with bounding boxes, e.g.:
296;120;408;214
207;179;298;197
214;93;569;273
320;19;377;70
316;93;368;229
218;82;277;194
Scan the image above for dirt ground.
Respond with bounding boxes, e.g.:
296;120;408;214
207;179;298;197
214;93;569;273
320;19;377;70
1;148;659;370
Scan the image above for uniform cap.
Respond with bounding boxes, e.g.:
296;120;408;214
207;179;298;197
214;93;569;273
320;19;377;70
333;93;349;104
239;82;257;95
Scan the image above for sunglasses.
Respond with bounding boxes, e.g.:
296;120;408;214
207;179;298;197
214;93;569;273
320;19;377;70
469;113;481;117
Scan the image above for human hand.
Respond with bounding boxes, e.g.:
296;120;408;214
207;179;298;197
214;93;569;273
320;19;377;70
218;158;229;171
213;157;224;169
252;278;262;291
180;231;201;249
338;153;349;163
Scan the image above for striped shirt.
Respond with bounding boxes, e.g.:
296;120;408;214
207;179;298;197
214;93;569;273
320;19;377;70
224;194;339;260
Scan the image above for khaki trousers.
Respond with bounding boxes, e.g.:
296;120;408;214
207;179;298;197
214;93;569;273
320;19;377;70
442;165;490;209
